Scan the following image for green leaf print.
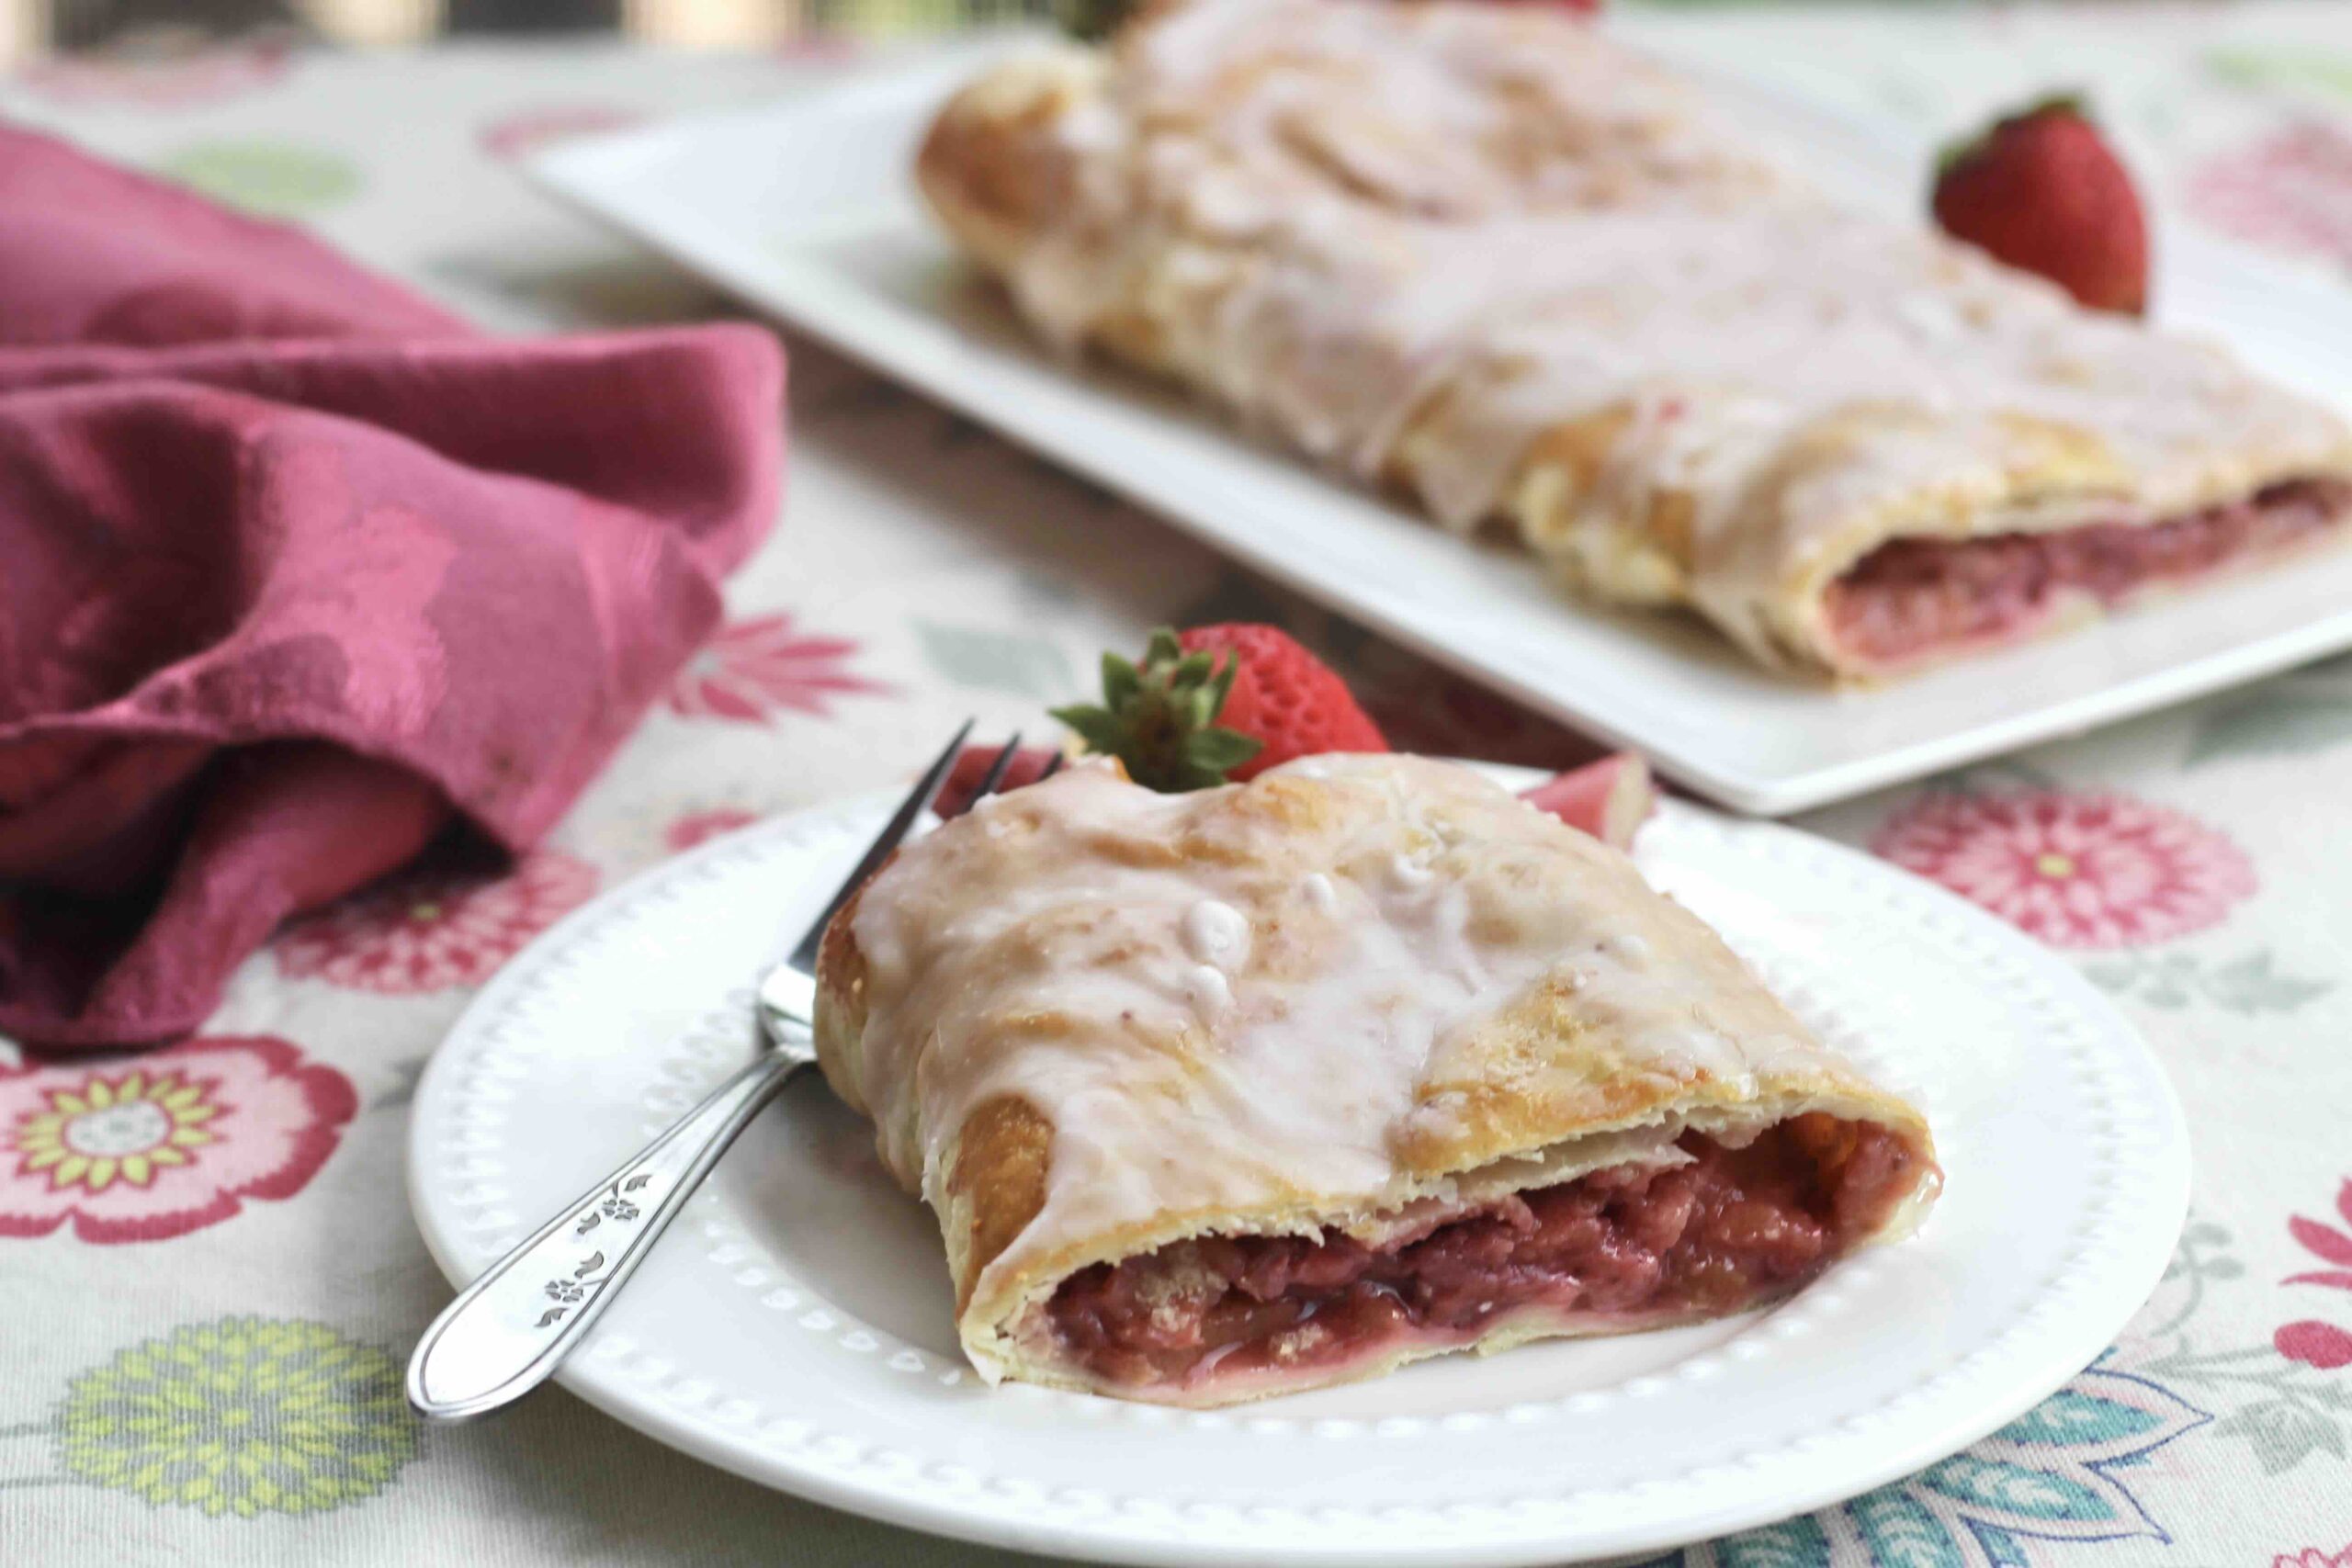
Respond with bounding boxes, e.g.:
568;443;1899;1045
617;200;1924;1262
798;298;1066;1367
1971;1526;2034;1568
1849;1489;1966;1568
1916;1452;2120;1524
1995;1389;2166;1448
2210;47;2352;105
1692;1359;2209;1568
2190;685;2352;765
2204;950;2335;1014
154;141;360;218
2213;1400;2346;1475
2086;948;2333;1014
1715;1515;1831;1568
913;620;1074;698
57;1316;418;1517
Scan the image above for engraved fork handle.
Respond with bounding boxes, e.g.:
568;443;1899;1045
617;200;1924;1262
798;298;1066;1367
406;1031;818;1423
405;725;992;1423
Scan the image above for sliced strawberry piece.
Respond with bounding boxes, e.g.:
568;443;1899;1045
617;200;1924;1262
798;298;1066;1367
1520;754;1655;849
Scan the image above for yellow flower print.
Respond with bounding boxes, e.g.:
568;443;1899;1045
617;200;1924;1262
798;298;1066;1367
13;1069;220;1195
58;1317;418;1517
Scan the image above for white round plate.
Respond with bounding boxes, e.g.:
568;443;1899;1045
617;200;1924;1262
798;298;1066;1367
409;771;2188;1566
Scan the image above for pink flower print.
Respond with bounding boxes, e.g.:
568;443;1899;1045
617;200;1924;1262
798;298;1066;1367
276;851;598;994
0;1036;356;1245
2276;1321;2352;1371
2187;121;2352;270
666;614;887;725
2277;1544;2352;1568
2286;1179;2352;1291
2272;1178;2352;1373
17;33;294;109
1871;790;2256;948
480;105;642;161
666;808;759;852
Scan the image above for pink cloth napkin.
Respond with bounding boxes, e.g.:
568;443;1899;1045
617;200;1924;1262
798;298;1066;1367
0;127;786;1050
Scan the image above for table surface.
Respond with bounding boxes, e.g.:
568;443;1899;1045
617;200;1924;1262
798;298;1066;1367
4;7;2351;1564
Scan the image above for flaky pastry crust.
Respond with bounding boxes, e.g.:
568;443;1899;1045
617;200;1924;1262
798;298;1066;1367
816;756;1939;1403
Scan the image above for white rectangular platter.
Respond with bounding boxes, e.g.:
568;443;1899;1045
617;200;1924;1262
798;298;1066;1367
531;29;2352;814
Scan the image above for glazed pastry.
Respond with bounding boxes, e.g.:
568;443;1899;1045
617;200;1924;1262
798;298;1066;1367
813;755;1941;1405
915;0;2352;678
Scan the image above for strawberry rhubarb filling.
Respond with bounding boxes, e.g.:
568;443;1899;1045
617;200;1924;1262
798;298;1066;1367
1039;1115;1926;1394
1824;477;2351;669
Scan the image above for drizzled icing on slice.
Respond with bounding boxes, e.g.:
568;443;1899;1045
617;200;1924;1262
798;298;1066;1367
1182;898;1252;969
1300;873;1339;913
842;755;1884;1313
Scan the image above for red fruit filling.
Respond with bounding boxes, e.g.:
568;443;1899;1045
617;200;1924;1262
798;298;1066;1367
1825;477;2349;669
1040;1115;1925;1393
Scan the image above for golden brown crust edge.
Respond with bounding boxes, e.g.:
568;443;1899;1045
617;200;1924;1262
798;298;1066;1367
814;883;1054;1346
914;48;1102;285
811;876;876;1121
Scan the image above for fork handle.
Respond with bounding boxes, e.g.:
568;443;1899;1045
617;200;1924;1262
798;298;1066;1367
406;1047;814;1422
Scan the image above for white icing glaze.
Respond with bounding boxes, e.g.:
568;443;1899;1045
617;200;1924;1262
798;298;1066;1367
1387;851;1435;889
1182;963;1233;1019
843;755;1855;1312
1182;898;1253;969
971;0;2352;668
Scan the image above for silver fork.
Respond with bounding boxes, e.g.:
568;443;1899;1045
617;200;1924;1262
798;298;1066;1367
406;724;1041;1422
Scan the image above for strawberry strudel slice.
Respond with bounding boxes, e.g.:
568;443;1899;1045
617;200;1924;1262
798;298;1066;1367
915;0;2352;679
813;756;1940;1405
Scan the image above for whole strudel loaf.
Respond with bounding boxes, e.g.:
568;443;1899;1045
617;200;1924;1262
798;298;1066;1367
917;0;2352;677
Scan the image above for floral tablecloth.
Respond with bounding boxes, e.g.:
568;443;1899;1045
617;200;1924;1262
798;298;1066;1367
5;6;2352;1563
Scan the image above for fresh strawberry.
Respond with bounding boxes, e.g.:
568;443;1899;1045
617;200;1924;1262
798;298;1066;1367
1932;95;2148;315
1520;753;1655;849
933;743;1065;820
1051;625;1385;792
1176;625;1388;782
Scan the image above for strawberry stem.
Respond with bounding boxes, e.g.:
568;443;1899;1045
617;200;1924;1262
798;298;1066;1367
1051;627;1263;792
1935;89;2094;177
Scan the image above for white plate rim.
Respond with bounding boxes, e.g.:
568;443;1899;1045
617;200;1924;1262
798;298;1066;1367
407;771;2190;1566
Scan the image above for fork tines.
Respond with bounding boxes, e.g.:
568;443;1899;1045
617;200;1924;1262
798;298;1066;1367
785;719;977;972
968;732;1025;802
784;726;1056;975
